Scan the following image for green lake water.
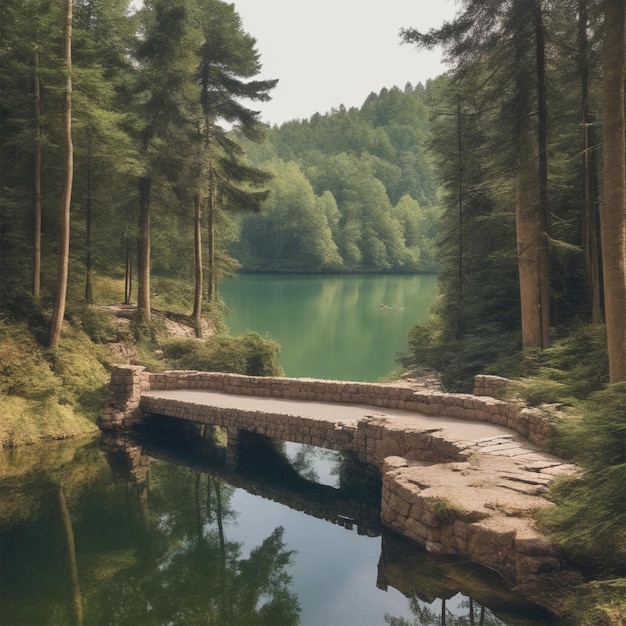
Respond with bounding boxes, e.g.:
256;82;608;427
0;432;555;626
220;273;438;381
0;273;557;625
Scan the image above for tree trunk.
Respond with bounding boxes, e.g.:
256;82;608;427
516;118;548;349
84;138;93;305
124;237;132;305
33;46;42;302
48;0;73;348
534;0;550;345
192;190;203;329
207;169;216;302
457;92;464;335
137;176;151;321
600;0;626;382
579;0;603;325
514;0;550;350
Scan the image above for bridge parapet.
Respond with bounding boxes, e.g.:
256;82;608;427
100;367;555;448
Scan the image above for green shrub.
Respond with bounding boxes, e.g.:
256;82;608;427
517;326;609;405
538;383;626;574
429;497;463;524
162;332;283;376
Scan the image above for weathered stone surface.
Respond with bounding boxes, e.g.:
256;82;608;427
99;368;582;614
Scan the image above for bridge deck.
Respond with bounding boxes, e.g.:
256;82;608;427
142;389;548;458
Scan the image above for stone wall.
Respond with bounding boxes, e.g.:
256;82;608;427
108;368;554;449
138;393;468;470
380;455;582;607
99;366;149;430
99;366;576;612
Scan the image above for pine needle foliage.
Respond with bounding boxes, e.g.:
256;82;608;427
538;383;626;575
513;325;609;405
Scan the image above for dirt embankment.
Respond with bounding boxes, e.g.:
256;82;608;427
93;304;215;364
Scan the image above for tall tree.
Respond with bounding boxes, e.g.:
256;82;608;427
48;0;74;348
133;0;202;321
402;0;552;349
579;0;603;325
195;0;277;309
72;0;136;305
600;0;626;382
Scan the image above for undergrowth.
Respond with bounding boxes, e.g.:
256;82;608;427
537;383;626;575
162;332;283;377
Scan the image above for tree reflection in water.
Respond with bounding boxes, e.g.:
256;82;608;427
93;459;301;625
0;432;556;626
386;595;505;626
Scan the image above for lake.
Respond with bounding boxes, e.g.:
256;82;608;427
0;273;557;625
220;273;438;381
0;429;555;626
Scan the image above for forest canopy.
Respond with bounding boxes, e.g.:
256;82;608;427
232;83;442;273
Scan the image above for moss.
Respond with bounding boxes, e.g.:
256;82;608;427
0;320;108;446
0;395;97;448
428;497;464;524
562;580;626;626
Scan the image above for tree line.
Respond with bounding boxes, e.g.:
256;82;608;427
231;84;442;273
400;0;625;387
0;0;276;345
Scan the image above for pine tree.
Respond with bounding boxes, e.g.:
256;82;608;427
194;0;277;311
48;0;74;348
132;0;202;322
600;0;626;382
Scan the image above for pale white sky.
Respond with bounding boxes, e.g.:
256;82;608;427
232;0;458;125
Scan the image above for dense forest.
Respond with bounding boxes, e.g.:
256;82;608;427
0;0;279;338
0;0;625;616
397;0;626;390
231;84;441;273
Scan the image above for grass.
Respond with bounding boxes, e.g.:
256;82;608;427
0;320;110;447
562;580;626;626
428;497;464;524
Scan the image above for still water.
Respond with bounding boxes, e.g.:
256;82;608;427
1;428;554;626
219;274;438;381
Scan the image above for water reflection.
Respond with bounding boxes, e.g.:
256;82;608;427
220;274;438;381
0;429;556;626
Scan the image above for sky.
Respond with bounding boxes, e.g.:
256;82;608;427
231;0;459;126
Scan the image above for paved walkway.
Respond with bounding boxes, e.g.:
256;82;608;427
142;389;576;497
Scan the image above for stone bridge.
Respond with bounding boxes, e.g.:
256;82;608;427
101;431;382;537
100;366;582;615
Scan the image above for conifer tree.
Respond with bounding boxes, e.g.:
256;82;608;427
194;0;277;311
132;0;202;322
600;0;626;382
48;0;74;348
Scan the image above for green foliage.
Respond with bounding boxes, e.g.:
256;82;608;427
67;306;119;344
513;326;609;405
429;497;463;525
236;84;441;273
562;580;626;626
538;384;626;574
0;321;105;446
162;332;283;376
0;322;59;401
403;307;522;392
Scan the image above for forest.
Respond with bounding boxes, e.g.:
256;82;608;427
0;0;625;621
231;84;441;273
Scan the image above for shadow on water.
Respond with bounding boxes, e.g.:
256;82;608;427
0;421;557;626
116;418;556;625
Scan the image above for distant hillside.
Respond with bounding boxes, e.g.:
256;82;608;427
231;81;442;273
